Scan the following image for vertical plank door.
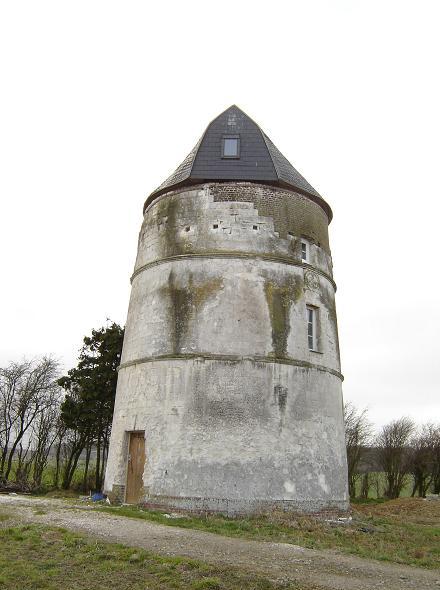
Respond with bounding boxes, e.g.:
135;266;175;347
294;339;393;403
125;432;146;504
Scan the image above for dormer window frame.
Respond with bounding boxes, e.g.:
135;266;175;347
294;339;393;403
221;134;240;159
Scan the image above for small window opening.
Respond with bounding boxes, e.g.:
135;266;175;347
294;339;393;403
301;240;310;263
213;224;219;229
185;226;190;232
306;306;318;351
253;225;258;230
222;135;240;158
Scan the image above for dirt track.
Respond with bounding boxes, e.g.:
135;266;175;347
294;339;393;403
0;495;438;590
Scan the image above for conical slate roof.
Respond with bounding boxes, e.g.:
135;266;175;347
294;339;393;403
145;106;331;220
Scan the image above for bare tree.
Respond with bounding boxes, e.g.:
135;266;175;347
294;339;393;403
344;402;372;498
0;357;60;482
376;417;415;499
30;394;62;488
52;417;67;489
0;361;30;478
60;427;89;490
409;424;438;497
430;425;440;494
369;471;383;499
14;440;33;487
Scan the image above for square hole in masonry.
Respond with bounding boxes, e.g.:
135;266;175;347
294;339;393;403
213;224;219;229
253;225;258;230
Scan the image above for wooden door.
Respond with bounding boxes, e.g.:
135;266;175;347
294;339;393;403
125;432;146;504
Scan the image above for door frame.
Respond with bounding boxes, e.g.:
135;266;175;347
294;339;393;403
124;430;146;504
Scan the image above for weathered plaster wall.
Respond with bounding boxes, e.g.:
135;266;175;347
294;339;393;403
104;183;348;513
106;359;347;513
134;184;333;277
121;259;339;369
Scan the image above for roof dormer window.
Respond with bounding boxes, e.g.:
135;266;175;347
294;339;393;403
222;135;240;159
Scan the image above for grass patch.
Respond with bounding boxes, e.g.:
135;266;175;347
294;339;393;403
96;498;440;569
350;497;387;505
40;488;80;499
192;578;222;589
0;512;11;523
33;509;47;515
0;522;313;590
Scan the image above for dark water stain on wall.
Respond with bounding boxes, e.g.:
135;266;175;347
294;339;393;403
274;384;288;430
264;275;303;358
319;285;340;365
165;271;223;353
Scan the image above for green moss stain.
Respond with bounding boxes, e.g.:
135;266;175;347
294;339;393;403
320;286;340;364
264;276;303;358
153;195;202;258
159;198;180;257
167;270;191;352
192;277;223;307
319;285;336;325
166;271;223;353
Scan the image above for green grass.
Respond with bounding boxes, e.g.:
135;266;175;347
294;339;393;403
40;488;80;499
95;501;440;569
0;512;11;523
0;519;313;590
350;497;387;505
8;457;103;494
33;509;47;515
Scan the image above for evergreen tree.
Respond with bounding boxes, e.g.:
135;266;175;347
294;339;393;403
58;322;124;490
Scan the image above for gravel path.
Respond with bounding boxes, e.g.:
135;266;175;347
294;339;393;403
0;495;438;590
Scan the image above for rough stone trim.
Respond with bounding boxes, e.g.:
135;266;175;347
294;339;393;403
131;254;337;291
144;180;332;223
118;353;344;381
107;484;126;505
141;494;348;516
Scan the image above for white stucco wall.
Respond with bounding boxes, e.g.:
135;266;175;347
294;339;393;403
104;183;348;513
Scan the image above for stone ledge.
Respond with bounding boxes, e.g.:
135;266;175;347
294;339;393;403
131;253;337;291
117;353;344;381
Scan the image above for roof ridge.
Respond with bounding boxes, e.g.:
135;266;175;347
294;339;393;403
259;127;281;180
185;134;203;180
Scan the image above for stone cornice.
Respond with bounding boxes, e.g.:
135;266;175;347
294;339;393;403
118;353;344;381
131;253;337;291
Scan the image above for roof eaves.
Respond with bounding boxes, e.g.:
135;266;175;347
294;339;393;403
259;125;281;182
260;130;333;222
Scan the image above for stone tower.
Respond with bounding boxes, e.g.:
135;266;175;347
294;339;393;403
104;106;348;513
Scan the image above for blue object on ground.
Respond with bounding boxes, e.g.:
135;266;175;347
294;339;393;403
91;492;105;502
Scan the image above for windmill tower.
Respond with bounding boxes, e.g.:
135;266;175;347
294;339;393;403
104;106;348;513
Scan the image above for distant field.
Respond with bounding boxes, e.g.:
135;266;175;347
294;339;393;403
9;459;95;492
353;471;414;498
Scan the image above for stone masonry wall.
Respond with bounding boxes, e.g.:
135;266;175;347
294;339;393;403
210;182;331;252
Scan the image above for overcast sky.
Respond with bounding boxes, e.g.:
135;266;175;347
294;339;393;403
1;1;438;430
